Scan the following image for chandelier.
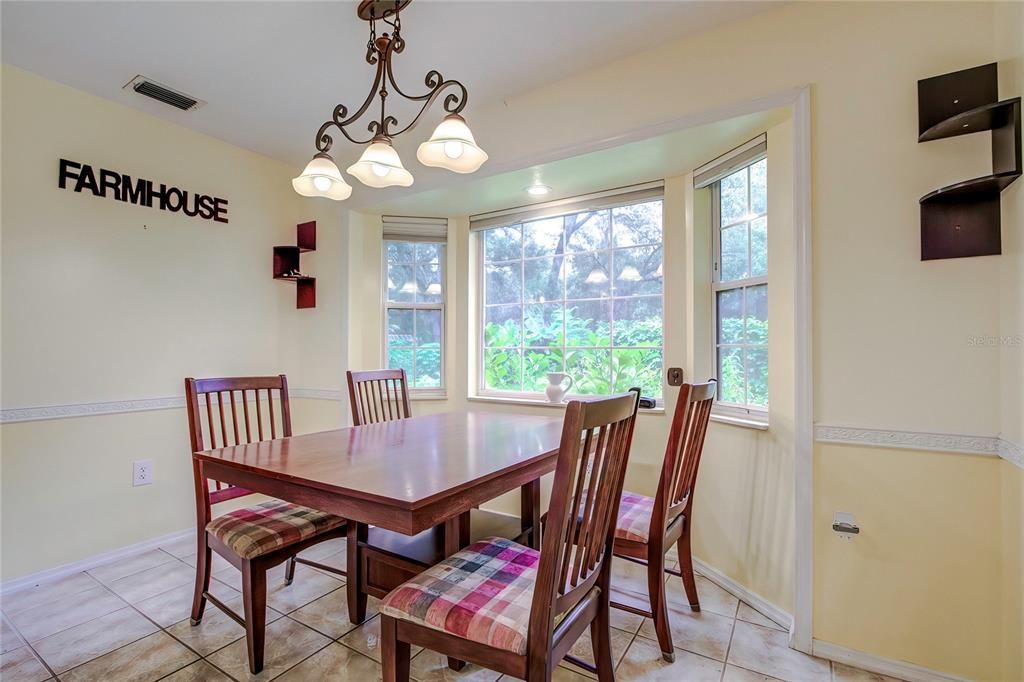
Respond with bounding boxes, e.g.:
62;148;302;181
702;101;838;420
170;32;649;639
292;0;487;200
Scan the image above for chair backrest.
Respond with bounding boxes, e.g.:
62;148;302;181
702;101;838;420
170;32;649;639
528;391;641;649
346;369;412;426
652;380;716;535
185;375;293;520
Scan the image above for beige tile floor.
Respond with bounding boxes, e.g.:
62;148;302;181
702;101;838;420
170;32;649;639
0;538;901;682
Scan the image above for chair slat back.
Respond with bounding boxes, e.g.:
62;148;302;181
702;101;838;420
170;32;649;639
185;375;293;512
655;381;716;528
346;369;412;426
530;391;640;636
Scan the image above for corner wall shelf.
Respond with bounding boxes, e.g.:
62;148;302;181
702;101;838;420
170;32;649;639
917;63;1021;261
273;221;316;309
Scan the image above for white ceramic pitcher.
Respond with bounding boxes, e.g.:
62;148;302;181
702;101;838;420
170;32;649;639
544;372;574;403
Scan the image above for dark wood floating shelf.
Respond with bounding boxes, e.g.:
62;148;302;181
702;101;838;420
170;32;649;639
917;63;1021;261
273;221;317;308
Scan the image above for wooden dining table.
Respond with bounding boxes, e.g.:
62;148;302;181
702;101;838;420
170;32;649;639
193;410;564;624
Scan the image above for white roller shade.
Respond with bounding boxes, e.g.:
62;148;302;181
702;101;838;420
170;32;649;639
382;216;448;241
693;134;767;189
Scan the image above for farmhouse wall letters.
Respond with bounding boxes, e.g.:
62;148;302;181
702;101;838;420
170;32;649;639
58;159;229;223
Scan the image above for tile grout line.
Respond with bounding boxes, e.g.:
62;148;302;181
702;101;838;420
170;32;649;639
2;609;61;682
718;604;739;682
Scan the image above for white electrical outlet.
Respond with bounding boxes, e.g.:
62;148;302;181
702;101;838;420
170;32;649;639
133;459;154;486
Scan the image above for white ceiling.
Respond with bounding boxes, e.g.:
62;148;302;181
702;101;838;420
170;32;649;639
371;107;790;216
2;0;776;169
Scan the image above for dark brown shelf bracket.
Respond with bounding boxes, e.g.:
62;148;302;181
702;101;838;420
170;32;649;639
273;221;317;308
917;63;1021;260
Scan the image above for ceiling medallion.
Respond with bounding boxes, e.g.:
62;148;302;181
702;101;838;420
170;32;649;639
293;0;487;200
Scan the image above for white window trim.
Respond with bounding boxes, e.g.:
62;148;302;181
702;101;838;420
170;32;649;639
382;238;447;397
474;192;665;403
709;153;769;425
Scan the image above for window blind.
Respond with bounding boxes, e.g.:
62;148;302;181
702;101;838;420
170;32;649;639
382;216;448;241
469;181;664;231
693;134;767;189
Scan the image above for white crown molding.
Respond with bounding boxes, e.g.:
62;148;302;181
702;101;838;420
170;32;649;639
0;388;344;424
811;639;970;682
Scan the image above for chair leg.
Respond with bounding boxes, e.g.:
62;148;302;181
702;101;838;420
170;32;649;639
380;615;410;682
189;533;212;626
591;592;616;682
284;556;297;585
677;526;701;612
648;550;674;662
241;561;268;674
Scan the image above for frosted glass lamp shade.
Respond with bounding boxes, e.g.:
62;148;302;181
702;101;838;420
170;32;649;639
416;114;488;173
346;140;414;188
292;153;352;200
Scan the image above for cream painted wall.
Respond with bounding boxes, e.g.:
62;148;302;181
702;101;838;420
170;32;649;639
0;66;342;579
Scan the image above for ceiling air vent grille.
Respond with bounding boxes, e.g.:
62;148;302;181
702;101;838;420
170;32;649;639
123;75;205;111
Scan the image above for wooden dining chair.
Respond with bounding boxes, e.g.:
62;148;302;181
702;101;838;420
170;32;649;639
609;380;716;662
379;391;641;682
346;368;412;426
185;375;348;674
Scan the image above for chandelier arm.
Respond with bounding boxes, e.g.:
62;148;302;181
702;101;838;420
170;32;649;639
315;53;388;151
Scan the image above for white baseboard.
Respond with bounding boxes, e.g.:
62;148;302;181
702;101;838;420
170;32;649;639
1;528;194;596
812;639;970;682
691;556;793;632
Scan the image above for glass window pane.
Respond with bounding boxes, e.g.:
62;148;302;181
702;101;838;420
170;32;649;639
717;347;745;404
565;252;610;300
564;300;611;347
565;349;611;396
484;226;521;262
485;263;522;305
612;200;662;247
387;309;414;347
746;346;768;407
523;217;564;258
483;349;522;391
414;309;442;347
388;347;414;378
416;263;443;303
745;284;768;344
484;305;522;347
750;158;767;215
416;242;442;264
523;349;564;393
524;303;563;347
720;167;748;225
716;289;744;344
720;224;749;282
613;245;662;296
612;349;663;398
387;263;416;303
386;241;415;265
750;217;767;277
565;210;610;252
613;296;663;347
414;349;441;388
524;256;563;303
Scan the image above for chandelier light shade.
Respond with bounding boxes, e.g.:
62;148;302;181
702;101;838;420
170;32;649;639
294;0;486;198
417;114;488;173
346;138;414;188
291;153;353;200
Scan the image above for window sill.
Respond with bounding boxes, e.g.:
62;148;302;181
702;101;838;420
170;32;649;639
467;395;664;415
710;411;769;431
410;391;448;401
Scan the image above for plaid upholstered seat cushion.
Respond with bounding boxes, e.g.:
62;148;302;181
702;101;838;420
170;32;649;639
379;536;540;655
614;491;656;543
206;500;345;560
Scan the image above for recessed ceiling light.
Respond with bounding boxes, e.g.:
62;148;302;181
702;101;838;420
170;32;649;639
526;184;551;196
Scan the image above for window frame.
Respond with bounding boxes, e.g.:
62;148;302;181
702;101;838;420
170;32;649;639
710;154;769;422
382;238;446;397
475;195;666;403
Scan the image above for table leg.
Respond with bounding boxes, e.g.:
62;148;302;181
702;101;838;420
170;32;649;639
443;511;471;671
521;478;541;549
346;522;368;624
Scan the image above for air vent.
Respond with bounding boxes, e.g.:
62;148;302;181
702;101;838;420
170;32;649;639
123;75;205;111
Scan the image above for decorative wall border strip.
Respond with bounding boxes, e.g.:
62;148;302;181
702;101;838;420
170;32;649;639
815;424;1000;456
0;388;344;424
998;436;1024;469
